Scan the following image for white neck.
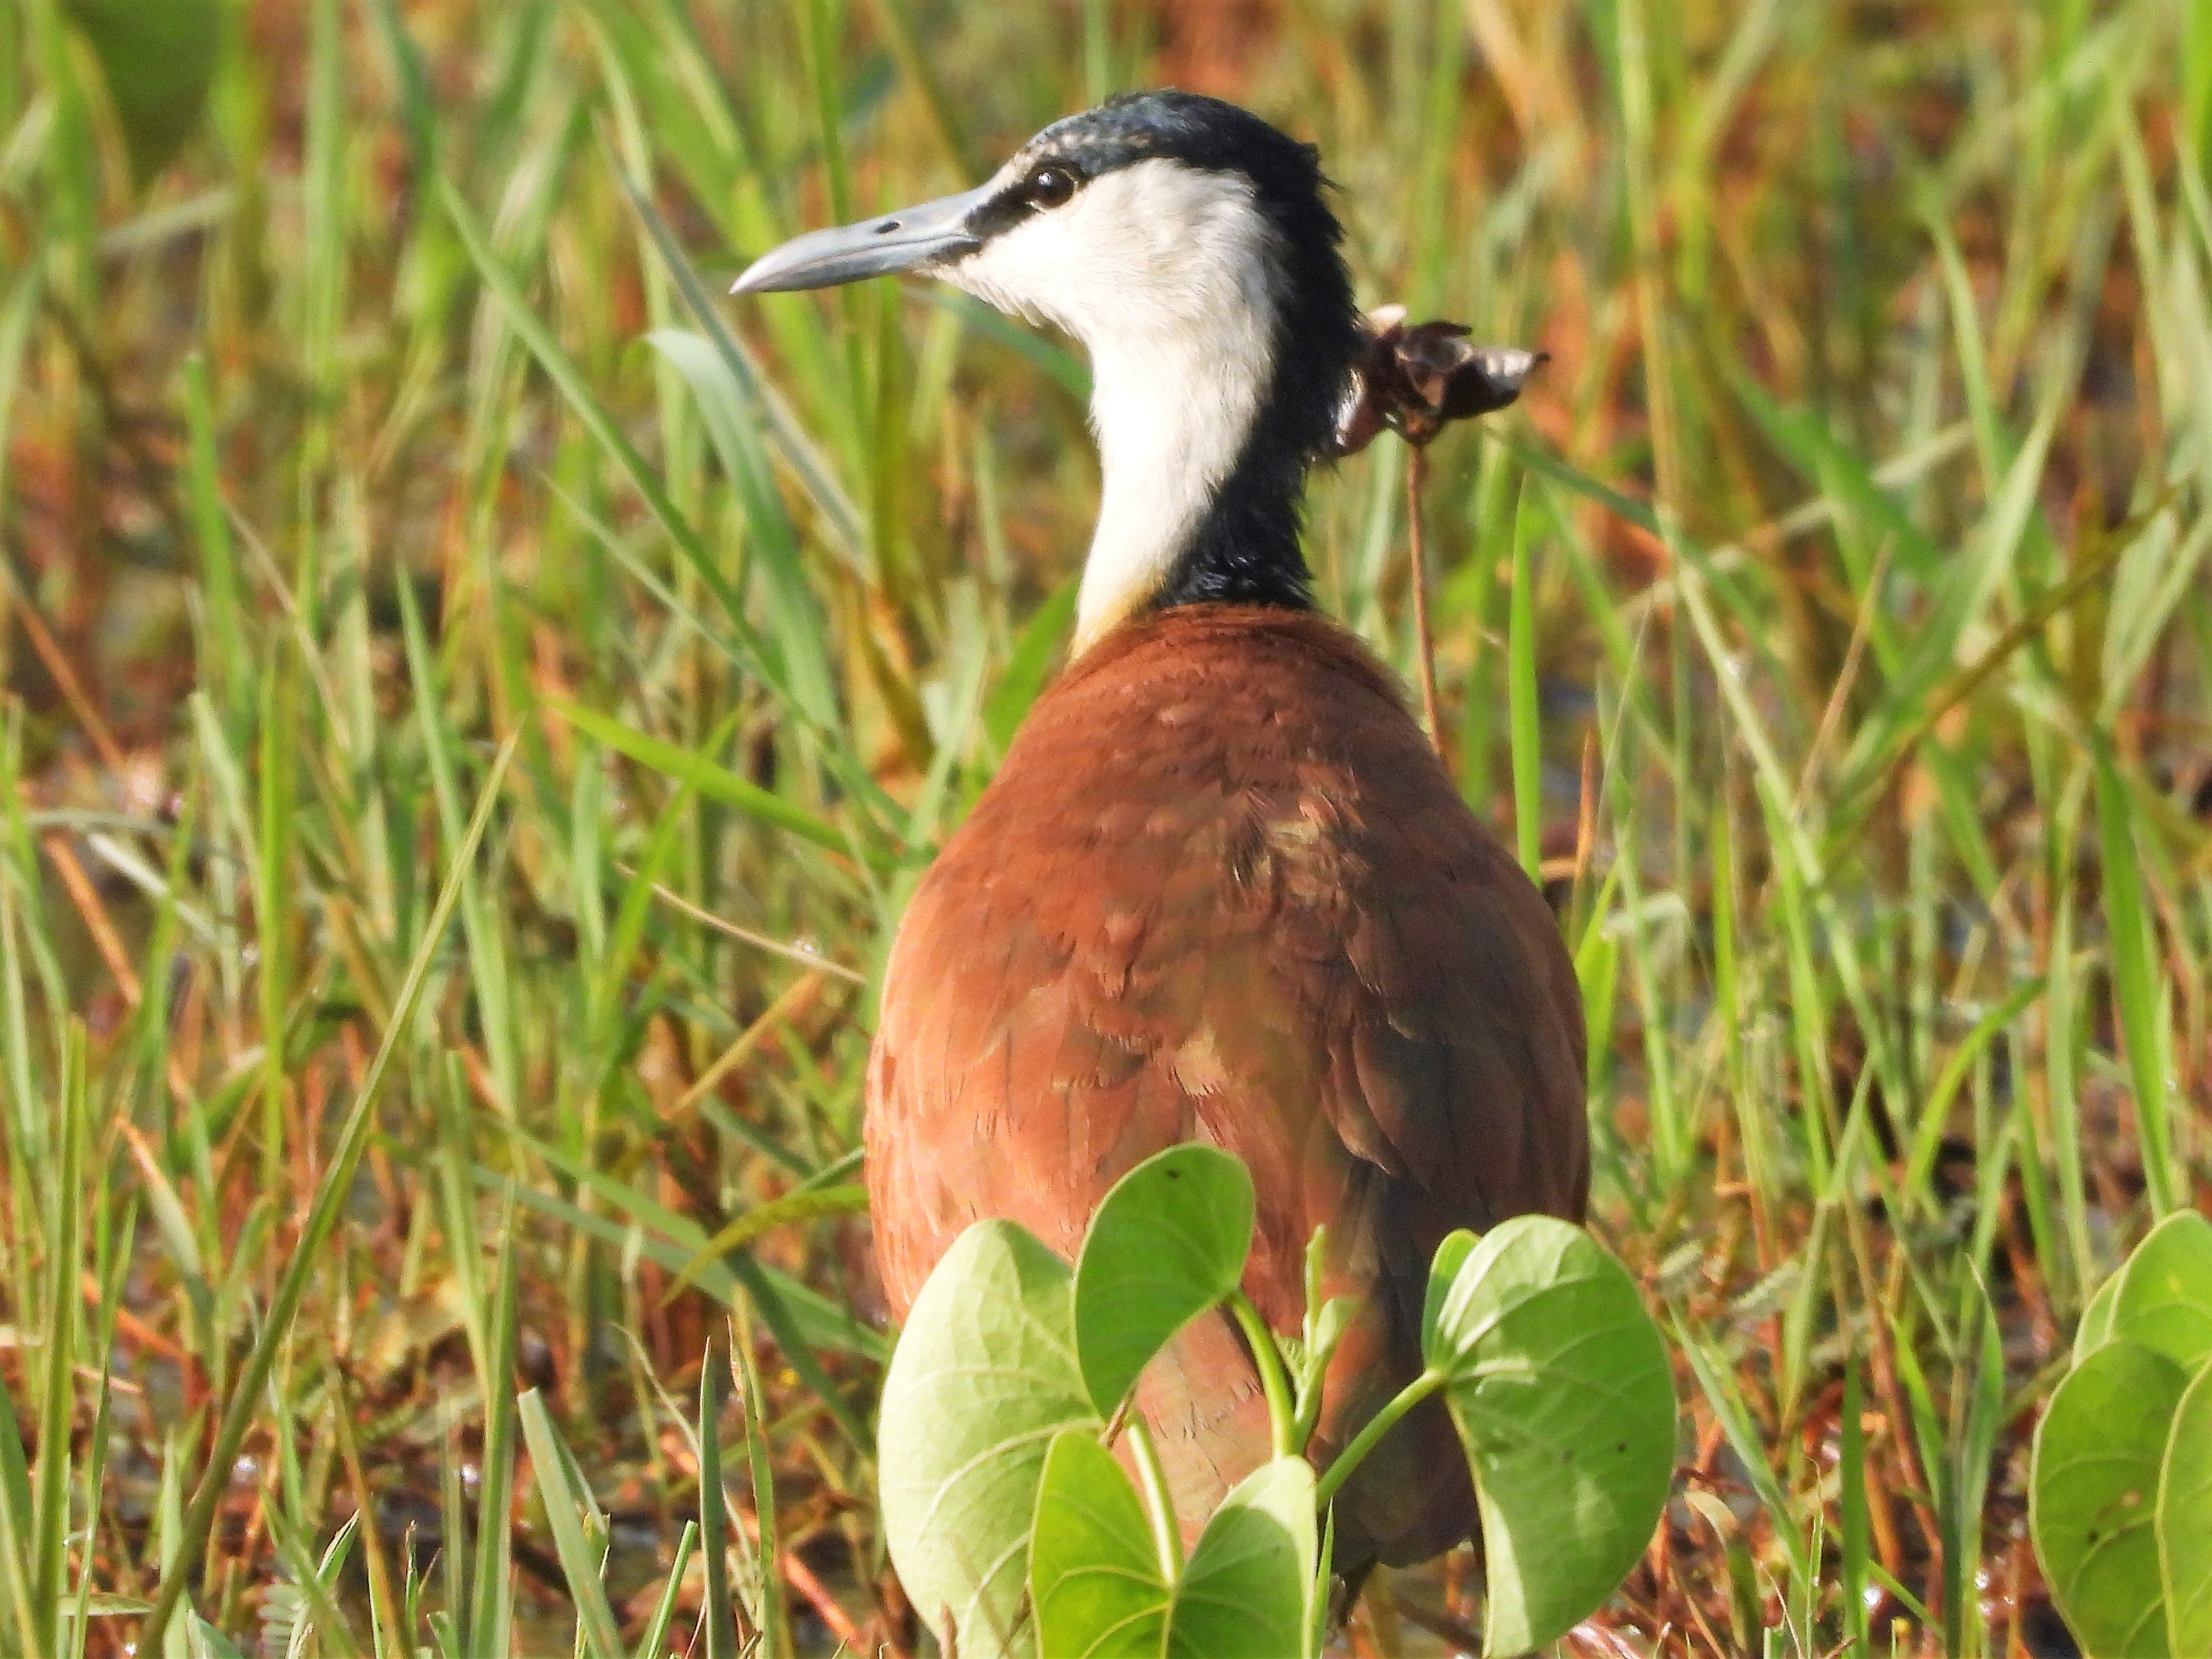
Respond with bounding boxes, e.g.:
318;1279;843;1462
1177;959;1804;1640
1074;291;1276;648
942;160;1283;652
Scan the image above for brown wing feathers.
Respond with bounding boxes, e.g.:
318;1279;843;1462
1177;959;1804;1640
865;602;1588;1564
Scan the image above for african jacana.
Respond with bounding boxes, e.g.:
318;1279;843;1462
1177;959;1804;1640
734;91;1587;1570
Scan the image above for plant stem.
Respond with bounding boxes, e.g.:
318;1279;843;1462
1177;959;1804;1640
1313;1368;1447;1508
1227;1290;1298;1458
1124;1415;1184;1582
1405;445;1447;760
1289;1340;1336;1457
1508;483;1543;883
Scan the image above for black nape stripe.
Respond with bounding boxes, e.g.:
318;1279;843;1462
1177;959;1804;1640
998;92;1361;616
1114;95;1358;616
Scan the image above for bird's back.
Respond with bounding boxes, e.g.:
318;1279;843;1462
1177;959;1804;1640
865;602;1588;1564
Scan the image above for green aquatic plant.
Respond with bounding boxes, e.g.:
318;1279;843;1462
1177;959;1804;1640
876;1144;1677;1658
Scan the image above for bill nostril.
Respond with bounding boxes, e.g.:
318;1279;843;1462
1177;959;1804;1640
876;218;902;234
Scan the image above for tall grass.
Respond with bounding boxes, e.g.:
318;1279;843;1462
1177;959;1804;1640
0;0;2206;1652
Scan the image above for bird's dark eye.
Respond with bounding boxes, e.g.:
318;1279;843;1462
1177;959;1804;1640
1026;166;1077;209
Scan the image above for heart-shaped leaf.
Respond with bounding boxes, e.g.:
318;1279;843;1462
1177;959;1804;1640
1073;1145;1255;1417
2160;1363;2212;1656
878;1222;1101;1659
2031;1338;2193;1658
1030;1435;1318;1659
2073;1267;2122;1364
1168;1457;1317;1659
2111;1210;2212;1371
1421;1228;1479;1353
1030;1430;1168;1658
1423;1216;1675;1654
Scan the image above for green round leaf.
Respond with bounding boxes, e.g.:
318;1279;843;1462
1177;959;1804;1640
1168;1457;1318;1659
878;1221;1101;1659
1422;1215;1675;1654
2111;1210;2212;1372
2157;1361;2212;1657
2031;1338;2191;1659
1073;1144;1255;1417
64;0;221;186
1421;1228;1479;1354
1030;1429;1169;1658
2073;1266;2122;1364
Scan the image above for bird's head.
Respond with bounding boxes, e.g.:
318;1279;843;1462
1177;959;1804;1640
735;92;1363;647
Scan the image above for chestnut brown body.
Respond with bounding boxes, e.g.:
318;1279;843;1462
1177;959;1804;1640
865;602;1588;1566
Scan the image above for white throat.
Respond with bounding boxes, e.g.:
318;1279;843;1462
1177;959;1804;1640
943;161;1283;651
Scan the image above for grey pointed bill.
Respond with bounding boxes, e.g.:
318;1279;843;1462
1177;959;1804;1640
730;184;993;295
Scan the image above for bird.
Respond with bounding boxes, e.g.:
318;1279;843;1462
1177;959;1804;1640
733;90;1587;1573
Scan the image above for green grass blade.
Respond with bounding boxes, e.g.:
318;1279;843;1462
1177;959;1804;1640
729;1325;788;1659
633;1518;696;1659
28;1022;85;1659
516;1391;626;1659
548;700;852;858
2093;734;2177;1215
179;355;249;734
137;734;520;1651
698;1336;740;1659
466;1214;519;1659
